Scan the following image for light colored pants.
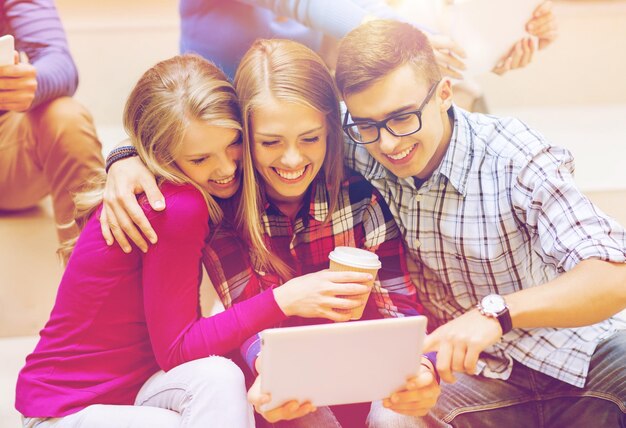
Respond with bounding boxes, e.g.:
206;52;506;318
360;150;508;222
0;97;104;243
22;356;255;428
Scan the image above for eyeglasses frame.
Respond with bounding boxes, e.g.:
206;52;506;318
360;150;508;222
342;80;440;145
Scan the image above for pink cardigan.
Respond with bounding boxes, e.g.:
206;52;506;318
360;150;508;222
16;182;285;417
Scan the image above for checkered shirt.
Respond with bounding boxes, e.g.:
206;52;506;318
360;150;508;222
345;105;626;387
203;171;423;369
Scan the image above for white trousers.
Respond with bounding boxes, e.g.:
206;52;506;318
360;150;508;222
22;356;255;428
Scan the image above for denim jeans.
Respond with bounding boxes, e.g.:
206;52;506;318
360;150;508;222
367;330;626;428
22;356;254;428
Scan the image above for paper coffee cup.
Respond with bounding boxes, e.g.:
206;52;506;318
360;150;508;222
328;247;381;320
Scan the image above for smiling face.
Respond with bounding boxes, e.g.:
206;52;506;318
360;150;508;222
250;97;327;207
343;64;454;180
174;120;243;199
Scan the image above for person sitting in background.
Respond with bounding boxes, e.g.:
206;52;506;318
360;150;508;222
0;0;103;252
179;0;557;111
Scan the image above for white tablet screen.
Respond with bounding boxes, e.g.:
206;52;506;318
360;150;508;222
260;316;427;409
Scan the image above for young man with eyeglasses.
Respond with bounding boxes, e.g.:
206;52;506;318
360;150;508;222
336;19;626;427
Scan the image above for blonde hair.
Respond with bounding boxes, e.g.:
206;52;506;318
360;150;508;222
335;20;441;97
58;54;241;263
234;39;345;280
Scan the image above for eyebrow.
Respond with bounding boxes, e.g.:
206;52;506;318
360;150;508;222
350;104;416;122
255;125;324;138
184;154;210;158
183;134;241;158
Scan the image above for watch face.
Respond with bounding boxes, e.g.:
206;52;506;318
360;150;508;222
481;294;506;313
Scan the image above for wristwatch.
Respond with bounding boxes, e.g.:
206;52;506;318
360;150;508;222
477;294;512;335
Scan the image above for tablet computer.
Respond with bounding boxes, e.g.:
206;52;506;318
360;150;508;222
259;316;427;410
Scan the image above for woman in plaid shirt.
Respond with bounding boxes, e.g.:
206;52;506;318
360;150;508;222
214;38;438;427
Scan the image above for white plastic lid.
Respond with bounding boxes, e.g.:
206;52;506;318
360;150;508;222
328;246;381;270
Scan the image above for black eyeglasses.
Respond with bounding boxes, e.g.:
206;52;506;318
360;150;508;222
342;81;440;145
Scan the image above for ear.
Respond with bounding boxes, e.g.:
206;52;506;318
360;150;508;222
438;78;454;112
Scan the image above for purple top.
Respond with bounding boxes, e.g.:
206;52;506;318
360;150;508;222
15;182;286;418
0;0;78;108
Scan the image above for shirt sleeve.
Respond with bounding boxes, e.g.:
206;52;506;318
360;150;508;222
142;187;286;371
3;0;79;108
238;0;428;39
361;186;424;318
202;221;287;374
241;333;263;376
237;0;369;39
512;144;626;272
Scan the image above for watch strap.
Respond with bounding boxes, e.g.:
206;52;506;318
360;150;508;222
477;296;513;336
498;306;513;335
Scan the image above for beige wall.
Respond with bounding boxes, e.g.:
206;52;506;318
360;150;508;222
56;0;626;191
476;1;626;192
57;0;179;129
58;1;626;120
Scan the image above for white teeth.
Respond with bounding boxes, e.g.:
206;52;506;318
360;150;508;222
212;174;235;185
274;167;306;180
387;145;415;161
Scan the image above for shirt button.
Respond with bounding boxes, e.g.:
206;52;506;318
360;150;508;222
415;195;422;202
414;239;421;248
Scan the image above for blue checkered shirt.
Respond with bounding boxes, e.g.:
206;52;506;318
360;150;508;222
345;105;626;387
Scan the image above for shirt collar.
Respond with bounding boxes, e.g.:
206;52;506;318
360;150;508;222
308;174;329;222
263;173;329;223
345;138;387;181
428;105;473;197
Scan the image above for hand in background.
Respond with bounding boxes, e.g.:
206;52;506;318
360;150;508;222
492;37;535;76
383;356;440;416
493;1;556;76
274;270;373;322
526;1;558;50
0;51;36;111
427;33;467;80
423;309;502;384
100;152;164;253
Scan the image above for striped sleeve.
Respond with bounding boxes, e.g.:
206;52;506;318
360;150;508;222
4;0;78;107
512;145;626;271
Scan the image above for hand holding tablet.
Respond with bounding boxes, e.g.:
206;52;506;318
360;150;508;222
258;316;428;411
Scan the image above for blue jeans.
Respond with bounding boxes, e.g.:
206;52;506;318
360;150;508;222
368;330;626;428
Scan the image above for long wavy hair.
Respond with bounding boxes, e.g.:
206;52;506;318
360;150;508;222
233;39;346;281
59;54;242;263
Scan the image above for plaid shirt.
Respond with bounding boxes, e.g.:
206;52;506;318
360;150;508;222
345;105;626;388
203;171;422;369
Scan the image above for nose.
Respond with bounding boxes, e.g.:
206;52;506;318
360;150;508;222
214;152;238;177
280;144;304;168
378;127;401;154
